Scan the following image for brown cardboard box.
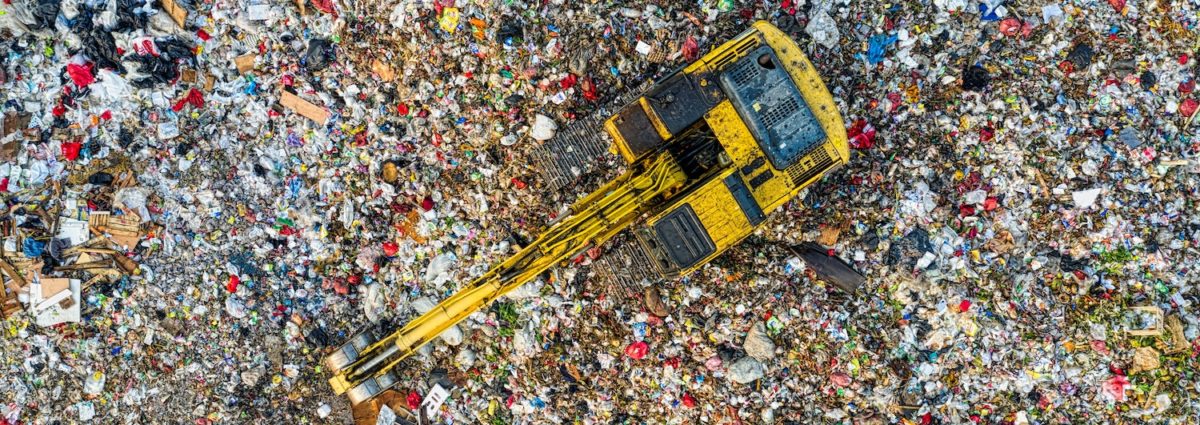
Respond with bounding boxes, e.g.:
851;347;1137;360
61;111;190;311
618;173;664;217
280;91;330;124
235;54;257;74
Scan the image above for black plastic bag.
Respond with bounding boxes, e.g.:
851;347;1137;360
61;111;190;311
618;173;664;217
81;28;125;71
155;37;195;61
30;0;61;30
304;38;335;72
962;64;990;92
1066;43;1094;70
111;0;150;32
88;172;114;185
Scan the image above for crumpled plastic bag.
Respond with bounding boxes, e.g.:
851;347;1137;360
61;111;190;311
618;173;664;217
806;9;840;49
530;114;557;141
30;0;61;30
362;283;386;322
423;252;457;287
624;341;649;359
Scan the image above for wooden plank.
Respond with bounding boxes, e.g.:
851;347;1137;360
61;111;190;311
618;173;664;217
280;91;330;124
161;0;188;28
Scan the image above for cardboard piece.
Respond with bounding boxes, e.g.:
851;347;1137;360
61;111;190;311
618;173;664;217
33;278;80;327
293;0;306;14
161;0;188;28
1126;306;1164;336
2;112;31;137
371;59;396;82
235;54;257;74
39;278;70;299
280;91;330;124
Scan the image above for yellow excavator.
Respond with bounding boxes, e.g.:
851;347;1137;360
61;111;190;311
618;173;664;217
327;21;861;423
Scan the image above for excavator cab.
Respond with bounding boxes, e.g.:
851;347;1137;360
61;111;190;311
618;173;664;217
326;21;856;424
605;21;849;281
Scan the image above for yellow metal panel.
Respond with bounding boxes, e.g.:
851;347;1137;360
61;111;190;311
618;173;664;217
640;98;674;141
683;174;753;252
603;117;639;164
642;169;756;277
705;101;760;167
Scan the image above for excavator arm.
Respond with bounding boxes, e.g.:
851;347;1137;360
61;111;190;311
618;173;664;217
325;152;687;405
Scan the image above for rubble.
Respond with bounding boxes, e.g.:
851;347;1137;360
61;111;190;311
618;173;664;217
0;0;1198;423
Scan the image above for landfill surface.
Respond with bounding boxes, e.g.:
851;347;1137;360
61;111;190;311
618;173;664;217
2;0;1199;424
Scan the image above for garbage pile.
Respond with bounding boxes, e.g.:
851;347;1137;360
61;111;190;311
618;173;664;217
1;0;1199;424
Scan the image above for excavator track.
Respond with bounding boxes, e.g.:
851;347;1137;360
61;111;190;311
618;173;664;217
529;116;614;192
592;233;661;294
530;81;652;192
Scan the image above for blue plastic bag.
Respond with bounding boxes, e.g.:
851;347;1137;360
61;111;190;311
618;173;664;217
866;33;898;65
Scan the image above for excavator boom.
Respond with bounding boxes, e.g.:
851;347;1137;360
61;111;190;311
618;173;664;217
327;153;687;403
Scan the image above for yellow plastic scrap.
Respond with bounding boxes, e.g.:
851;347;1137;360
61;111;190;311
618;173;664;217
439;8;461;34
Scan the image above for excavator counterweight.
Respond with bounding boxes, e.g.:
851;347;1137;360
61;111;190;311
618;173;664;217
327;21;854;422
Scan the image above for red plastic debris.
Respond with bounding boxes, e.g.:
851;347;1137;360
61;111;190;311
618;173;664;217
226;274;240;293
624;341;649;359
1180;98;1198;118
682;36;699;62
979;126;994;142
421;196;435;211
311;0;338;17
559;74;577;90
1108;0;1126;13
196;29;211;41
382;241;399;256
397;103;409;115
959;299;972;312
998;18;1022;37
61;141;82;161
66;62;95;88
681;393;697;408
847;119;876;149
407;391;422;410
172;88;205;112
1102;374;1130;401
580;77;599;102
